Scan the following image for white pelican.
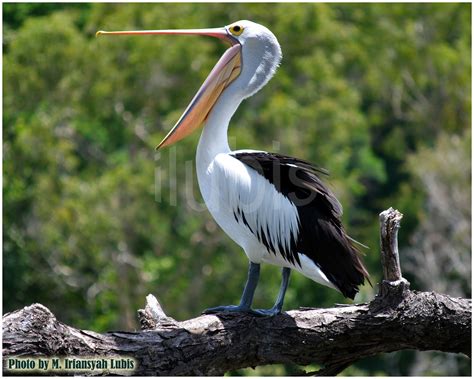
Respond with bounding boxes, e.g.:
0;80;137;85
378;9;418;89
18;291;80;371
97;20;370;316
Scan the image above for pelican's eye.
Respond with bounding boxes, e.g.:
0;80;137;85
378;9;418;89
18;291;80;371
229;24;244;36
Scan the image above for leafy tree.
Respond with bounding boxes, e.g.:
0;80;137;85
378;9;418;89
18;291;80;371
401;130;471;376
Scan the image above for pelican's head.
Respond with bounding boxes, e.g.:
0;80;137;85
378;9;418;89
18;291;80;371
97;20;281;148
224;20;282;99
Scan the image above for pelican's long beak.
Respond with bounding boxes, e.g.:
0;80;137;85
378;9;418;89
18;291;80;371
97;28;241;149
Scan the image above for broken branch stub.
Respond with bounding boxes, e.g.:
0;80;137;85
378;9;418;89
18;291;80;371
378;208;410;299
379;207;404;281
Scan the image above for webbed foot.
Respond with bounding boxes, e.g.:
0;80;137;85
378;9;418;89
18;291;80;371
203;305;251;314
252;306;282;317
203;304;281;317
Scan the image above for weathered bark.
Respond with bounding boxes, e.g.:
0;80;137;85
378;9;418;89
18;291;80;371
2;209;472;376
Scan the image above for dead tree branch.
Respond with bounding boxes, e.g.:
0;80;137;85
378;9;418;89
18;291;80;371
2;208;472;376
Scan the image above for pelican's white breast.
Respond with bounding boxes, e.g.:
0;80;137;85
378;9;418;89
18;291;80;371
197;151;300;264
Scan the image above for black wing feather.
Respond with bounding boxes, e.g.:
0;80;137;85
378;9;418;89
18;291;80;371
232;151;370;299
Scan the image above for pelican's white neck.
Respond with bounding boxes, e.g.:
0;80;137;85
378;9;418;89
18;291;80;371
197;23;282;165
197;87;242;162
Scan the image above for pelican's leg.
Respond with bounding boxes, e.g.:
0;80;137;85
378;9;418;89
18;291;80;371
203;261;260;314
253;267;291;316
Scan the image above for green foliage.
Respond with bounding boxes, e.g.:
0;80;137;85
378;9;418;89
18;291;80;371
3;3;470;375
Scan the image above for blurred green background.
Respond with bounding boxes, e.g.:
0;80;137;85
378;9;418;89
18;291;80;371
3;3;471;376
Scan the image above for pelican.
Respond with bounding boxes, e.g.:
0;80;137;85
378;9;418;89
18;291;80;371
97;20;370;316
